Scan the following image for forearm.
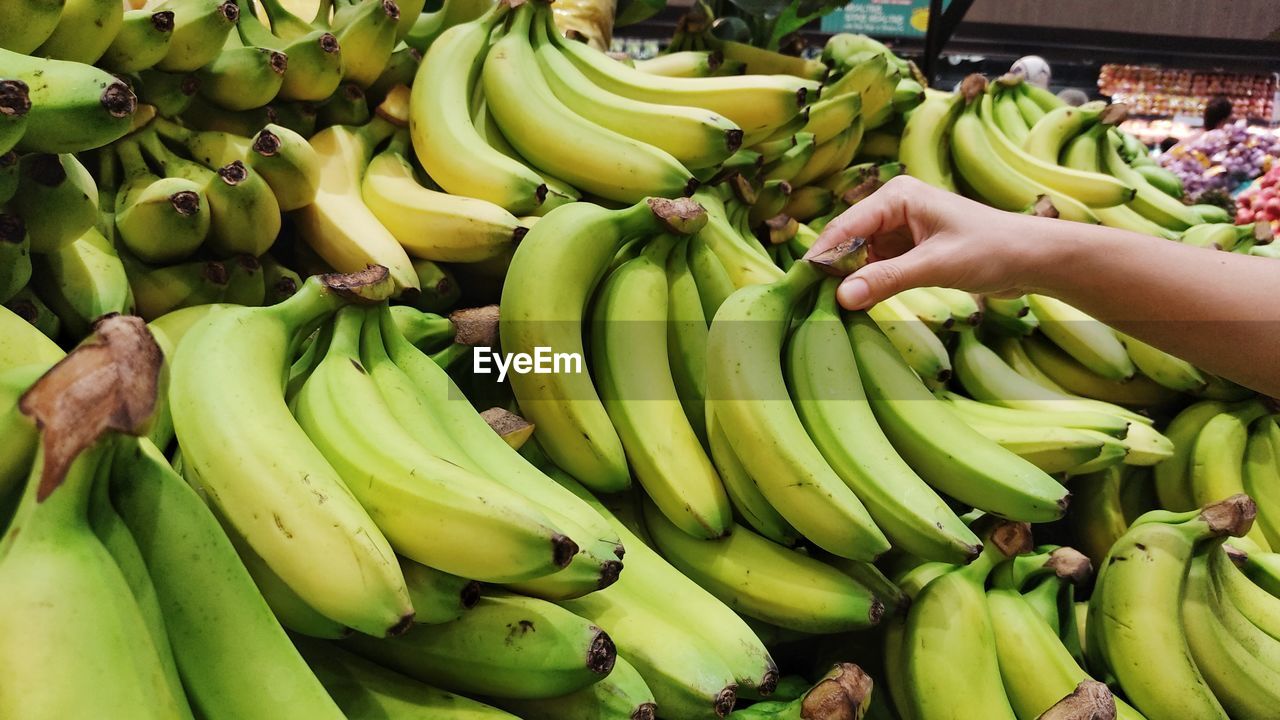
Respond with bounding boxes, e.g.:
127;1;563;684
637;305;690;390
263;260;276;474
1023;218;1280;396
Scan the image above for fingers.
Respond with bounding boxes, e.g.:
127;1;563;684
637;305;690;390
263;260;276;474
836;250;940;310
804;176;914;259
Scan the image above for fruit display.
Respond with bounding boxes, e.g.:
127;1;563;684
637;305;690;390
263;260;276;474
1233;163;1280;235
1157;120;1280;202
3;3;1280;719
1098;64;1276;122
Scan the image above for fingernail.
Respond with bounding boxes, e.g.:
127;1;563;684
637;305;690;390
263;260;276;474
838;278;872;309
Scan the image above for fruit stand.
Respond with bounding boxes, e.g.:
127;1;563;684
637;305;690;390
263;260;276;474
2;1;1280;719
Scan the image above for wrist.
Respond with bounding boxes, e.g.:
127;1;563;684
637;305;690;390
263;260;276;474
1014;215;1102;297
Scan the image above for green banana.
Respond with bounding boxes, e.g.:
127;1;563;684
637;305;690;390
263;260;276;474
3;286;60;341
153;0;241;73
195;35;290;112
1100;130;1201;230
9;152;98;253
0;363;47;503
123;255;230;320
112;136;209;264
850;319;1069;522
866;294;952;387
34;0;124;63
1024;294;1135;381
1188;402;1272;550
1115;330;1205;392
235;0;344;102
0;210;31;303
491;654;656;720
1019;333;1179;410
99;9;176;73
0;0;66;54
29;227;133;339
501;197;706;492
1244;416;1280;549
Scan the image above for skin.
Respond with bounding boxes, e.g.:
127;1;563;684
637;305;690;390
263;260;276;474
806;175;1280;398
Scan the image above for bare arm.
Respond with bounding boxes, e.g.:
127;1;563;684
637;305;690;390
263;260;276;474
806;175;1280;397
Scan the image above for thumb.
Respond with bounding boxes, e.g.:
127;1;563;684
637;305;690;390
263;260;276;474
836;254;935;310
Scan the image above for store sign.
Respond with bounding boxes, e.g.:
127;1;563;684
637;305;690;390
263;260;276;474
819;0;951;37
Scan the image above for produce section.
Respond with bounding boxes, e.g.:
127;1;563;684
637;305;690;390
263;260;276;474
2;1;1280;719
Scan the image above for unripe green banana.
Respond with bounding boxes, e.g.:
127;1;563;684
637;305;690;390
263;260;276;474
296;637;517;719
315;82;371;128
196;36;290;111
0;152;18;202
0;363;46;502
132;69;201;117
100;9;176;73
345;591;617;699
0;211;32;304
0;0;65;53
122;255;230;320
29;227;132;338
235;0;344;102
220;253;266;306
3;49;135;153
153;0;241;72
329;0;401;87
366;45;421;105
34;0;124;63
113;138;209;264
111;437;346;720
8;153;98;253
2;286;60;341
491;654;656;720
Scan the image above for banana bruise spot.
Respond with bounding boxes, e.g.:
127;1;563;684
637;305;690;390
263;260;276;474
19;314;163;500
101;80;139;119
0;80;31;118
585;627;617;675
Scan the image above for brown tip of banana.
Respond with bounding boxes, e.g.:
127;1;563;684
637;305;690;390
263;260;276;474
725;128;744;153
713;685;738;718
551;533;579;568
217;160;249;186
179;75;201;96
649;197;708;235
806;237;868;277
0;212;24;243
597;560;623;590
632;703;657;720
170;190;201;216
149;10;175;33
1036;680;1116;720
318;32;340;54
990;520;1035;557
386;611;416;637
459;581;482;609
586;628;617;675
449;304;500;347
757;666;780;696
1254;222;1274;243
381;0;400;20
1100;103;1129;126
1201;494;1257;539
613;542;626;559
1224;542;1249;566
252;129;281;156
204;261;230;286
268;51;289;76
99;80;137;118
960;74;988;103
26;154;66;186
1032;195;1060;218
0;79;30;118
868;597;885;626
728;173;756;204
801;663;874;720
19;315;163;500
936;367;953;384
216;0;239;23
1047;547;1093;585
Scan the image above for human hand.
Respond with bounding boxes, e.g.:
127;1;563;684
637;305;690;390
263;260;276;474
804;176;1047;310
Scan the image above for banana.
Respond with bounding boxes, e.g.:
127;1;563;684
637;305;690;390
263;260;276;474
29;227;132;339
1088;499;1253;720
687;230;739;319
666;235;710;440
551;21;817;142
643;500;884;633
1100;130;1201;231
0;320;184;720
153;0;240;73
135;69;201;118
894;288;954;331
991;85;1031;144
138;130;281;258
295;305;579;582
100;9;175;72
492;654;656;720
399;556;480;625
123;256;232;320
636;49;727;77
0;363;47;502
360;307;618;597
9;153;98;253
0;150;19;200
32;0;121;63
4;286;60;341
293;113;418;290
949;77;1097;223
169;269;415;637
326;0;401;87
938;390;1130;437
468;93;582;214
789;120;865;188
1020;333;1176;408
824;53;897;131
977;89;1131;215
219;254;265;305
316;83;370;129
1022;101;1108;163
692;187;783;288
501;197;706;492
244;124;322;210
1152;399;1233;511
1244;416;1280;549
1189;403;1272;550
984;294;1040;336
367;45;421;105
988;587;1143;720
954;330;1153;427
849;318;1070;522
923;286;983;325
706;261;890;561
1135;164;1184;199
1068;466;1138;567
0;210;31;304
866;294;952;387
484;5;695;204
345;590;617;699
706;404;800;546
1013;295;1135;382
798;91;862;146
1181;545;1280;719
894;77;926;113
967;418;1126;475
1180;222;1250;251
902;522;1032;720
236;0;343;102
195;34;289;111
592;236;731;538
532;14;740;170
0;0;65;54
1114;330;1205;392
409;3;545;214
363;131;526;263
1209;543;1280;643
789;281;980;563
295;639;516;719
547;465;778;697
112;137;209;264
